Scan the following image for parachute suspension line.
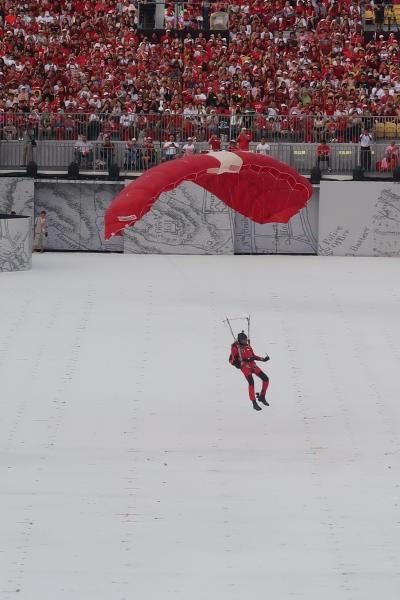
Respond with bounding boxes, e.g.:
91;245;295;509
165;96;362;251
223;315;251;342
223;316;237;341
223;315;251;362
224;316;243;362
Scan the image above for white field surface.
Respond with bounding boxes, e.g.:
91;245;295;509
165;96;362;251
1;253;400;600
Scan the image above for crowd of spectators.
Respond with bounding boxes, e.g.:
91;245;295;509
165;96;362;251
1;0;400;145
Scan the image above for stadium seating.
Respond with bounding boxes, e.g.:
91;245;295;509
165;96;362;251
1;0;400;146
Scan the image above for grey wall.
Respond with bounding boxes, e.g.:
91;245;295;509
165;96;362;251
10;176;399;258
318;182;400;257
0;177;316;256
124;181;235;255
35;180;124;252
0;178;34;217
0;216;32;271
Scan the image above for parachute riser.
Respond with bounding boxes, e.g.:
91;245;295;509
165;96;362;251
223;316;237;341
223;316;250;341
223;315;251;362
246;315;250;345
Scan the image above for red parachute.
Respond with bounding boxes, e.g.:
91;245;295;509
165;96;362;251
105;151;313;239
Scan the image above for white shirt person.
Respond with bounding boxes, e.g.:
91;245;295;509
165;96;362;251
163;135;180;161
359;129;373;171
182;137;196;156
256;138;271;155
359;130;373;147
34;210;48;252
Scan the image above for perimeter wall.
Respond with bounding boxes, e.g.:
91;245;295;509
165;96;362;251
2;177;400;257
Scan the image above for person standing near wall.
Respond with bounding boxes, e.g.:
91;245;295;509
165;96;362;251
100;135;115;169
359;128;373;171
163;135;180;161
237;127;251;151
316;139;331;172
21;125;36;167
384;140;399;171
208;134;221;151
182;137;196;156
34;210;48;253
256;137;271;155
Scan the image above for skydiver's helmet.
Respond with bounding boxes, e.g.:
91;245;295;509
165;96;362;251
237;331;248;345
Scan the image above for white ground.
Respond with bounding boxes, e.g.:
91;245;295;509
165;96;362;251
1;254;400;600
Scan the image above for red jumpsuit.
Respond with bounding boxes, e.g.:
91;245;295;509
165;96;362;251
229;342;269;402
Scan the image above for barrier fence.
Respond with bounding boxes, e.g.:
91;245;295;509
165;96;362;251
2;112;400;145
0;139;393;175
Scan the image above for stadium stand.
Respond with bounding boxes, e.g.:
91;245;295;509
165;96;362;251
1;0;400;173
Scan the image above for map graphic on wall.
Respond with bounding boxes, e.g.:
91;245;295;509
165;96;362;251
124;181;235;255
234;188;319;254
0;216;31;272
319;182;400;256
35;181;124;252
0;178;34;217
373;188;400;256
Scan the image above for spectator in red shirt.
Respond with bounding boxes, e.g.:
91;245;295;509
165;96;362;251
237;127;251;150
316;139;331;172
383;140;400;171
208;134;221;151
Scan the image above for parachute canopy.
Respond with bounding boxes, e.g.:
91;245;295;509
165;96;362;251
105;151;313;239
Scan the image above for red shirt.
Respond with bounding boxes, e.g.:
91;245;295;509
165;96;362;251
5;15;17;26
317;143;330;156
237;132;251;150
209;137;221;151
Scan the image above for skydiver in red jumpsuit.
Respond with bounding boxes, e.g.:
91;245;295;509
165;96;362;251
229;331;270;411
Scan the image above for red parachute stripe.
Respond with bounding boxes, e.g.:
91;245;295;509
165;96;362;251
105;151;313;239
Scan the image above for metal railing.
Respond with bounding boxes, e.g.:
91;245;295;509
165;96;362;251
0;140;162;173
0;140;392;175
3;112;400;145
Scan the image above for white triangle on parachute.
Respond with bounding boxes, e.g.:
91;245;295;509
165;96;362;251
206;151;243;175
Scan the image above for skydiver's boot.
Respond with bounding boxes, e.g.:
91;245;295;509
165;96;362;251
252;400;262;411
257;393;269;407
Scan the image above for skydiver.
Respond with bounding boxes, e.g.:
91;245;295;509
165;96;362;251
229;331;270;411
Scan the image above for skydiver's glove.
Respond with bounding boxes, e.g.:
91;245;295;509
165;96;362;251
263;355;270;362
